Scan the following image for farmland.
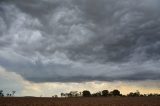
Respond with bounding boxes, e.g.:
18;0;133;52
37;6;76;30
0;97;160;106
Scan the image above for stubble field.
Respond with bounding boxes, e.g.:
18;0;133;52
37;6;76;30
0;97;160;106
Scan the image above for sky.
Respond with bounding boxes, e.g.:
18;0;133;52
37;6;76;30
0;0;160;96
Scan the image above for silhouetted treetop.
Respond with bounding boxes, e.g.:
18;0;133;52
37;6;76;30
82;90;91;97
102;90;109;96
111;90;120;96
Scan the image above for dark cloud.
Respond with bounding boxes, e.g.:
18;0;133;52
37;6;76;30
0;0;160;83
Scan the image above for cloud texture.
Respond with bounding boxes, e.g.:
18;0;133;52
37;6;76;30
0;0;160;82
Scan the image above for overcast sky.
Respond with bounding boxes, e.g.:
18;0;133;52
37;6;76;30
0;0;160;96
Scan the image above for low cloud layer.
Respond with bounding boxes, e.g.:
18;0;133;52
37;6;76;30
0;67;160;96
0;0;160;83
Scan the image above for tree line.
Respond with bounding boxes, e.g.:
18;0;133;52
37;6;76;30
59;90;160;98
0;90;16;97
0;89;159;97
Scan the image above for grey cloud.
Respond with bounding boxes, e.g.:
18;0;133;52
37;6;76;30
65;0;160;63
0;0;160;82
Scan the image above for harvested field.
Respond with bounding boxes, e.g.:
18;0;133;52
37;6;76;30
0;97;160;106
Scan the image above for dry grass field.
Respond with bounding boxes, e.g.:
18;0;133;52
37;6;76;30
0;97;160;106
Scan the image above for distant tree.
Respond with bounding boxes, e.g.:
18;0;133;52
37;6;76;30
92;93;97;97
127;90;140;97
97;91;102;96
148;93;159;97
69;91;79;97
12;91;16;96
65;93;69;97
111;90;120;96
102;90;109;96
61;91;80;98
67;93;72;97
79;92;82;96
6;93;10;97
7;93;12;97
92;92;101;97
143;94;147;97
0;90;4;97
148;93;154;97
82;90;91;97
61;93;65;97
52;95;58;98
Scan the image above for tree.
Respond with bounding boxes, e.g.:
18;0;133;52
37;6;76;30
92;92;101;97
0;90;4;97
68;93;72;97
127;90;140;97
111;90;120;96
7;93;12;97
52;95;58;98
79;92;82;96
82;90;91;97
69;91;79;97
12;91;16;96
61;93;65;97
102;90;109;96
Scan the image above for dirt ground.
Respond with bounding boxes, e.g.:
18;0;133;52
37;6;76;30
0;97;160;106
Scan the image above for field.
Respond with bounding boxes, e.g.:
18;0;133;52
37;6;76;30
0;97;160;106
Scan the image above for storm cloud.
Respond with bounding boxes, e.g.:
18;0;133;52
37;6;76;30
0;0;160;82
